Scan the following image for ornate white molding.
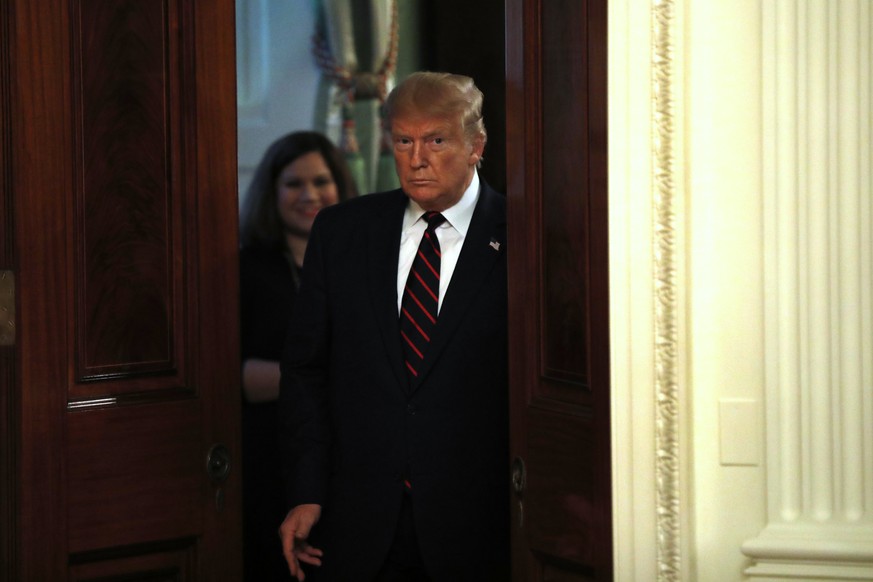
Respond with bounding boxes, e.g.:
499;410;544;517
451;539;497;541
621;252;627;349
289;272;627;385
742;1;873;579
652;0;684;580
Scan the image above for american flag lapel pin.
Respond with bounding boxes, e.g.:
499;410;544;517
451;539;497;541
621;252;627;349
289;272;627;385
489;238;501;251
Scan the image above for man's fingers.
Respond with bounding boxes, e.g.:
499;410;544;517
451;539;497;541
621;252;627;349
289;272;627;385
284;552;300;579
280;532;323;578
280;528;301;578
284;542;322;580
279;505;322;579
295;539;323;564
297;551;323;567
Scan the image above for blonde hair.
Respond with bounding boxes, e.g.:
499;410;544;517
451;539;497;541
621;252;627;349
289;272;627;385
383;72;487;148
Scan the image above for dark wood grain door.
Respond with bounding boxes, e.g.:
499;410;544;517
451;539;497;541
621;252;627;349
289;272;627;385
0;1;241;579
505;1;612;580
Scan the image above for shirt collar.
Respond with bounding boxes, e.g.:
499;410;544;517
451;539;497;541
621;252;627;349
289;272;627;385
403;170;480;236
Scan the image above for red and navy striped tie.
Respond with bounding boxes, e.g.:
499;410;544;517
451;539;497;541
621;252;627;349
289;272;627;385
400;211;446;380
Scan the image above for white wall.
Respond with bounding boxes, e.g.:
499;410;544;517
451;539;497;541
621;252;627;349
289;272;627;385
610;1;872;580
236;0;320;202
686;0;768;579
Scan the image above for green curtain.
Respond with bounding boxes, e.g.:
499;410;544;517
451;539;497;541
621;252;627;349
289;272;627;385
312;0;400;195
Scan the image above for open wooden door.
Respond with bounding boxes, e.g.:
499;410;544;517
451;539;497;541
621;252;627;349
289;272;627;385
506;0;612;580
1;1;241;579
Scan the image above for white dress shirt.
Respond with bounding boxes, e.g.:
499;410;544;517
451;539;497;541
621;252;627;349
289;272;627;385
396;170;480;315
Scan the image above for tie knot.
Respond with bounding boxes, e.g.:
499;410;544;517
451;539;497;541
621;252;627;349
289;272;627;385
424;212;446;230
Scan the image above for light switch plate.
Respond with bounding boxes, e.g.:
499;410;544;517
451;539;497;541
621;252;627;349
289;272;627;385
719;398;761;466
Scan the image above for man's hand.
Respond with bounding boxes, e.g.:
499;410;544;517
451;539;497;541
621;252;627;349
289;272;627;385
279;504;323;581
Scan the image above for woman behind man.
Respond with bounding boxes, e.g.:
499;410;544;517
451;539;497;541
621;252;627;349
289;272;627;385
239;131;357;581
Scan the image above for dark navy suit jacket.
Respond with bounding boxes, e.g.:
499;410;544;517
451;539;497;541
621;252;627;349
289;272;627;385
279;183;509;581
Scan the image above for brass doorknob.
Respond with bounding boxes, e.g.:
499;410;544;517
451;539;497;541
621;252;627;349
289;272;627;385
206;443;231;484
511;456;526;496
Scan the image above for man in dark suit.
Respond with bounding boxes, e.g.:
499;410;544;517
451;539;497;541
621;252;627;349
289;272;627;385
278;72;509;582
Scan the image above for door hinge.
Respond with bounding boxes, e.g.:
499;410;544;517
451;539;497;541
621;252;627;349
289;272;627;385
0;270;13;347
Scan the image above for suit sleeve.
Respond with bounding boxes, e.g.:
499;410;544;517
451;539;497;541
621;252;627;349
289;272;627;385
278;213;332;510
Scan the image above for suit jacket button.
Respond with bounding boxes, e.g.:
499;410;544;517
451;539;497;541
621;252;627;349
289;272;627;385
406;403;416;415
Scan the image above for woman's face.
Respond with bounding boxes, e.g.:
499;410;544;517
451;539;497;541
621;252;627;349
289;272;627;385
275;151;340;237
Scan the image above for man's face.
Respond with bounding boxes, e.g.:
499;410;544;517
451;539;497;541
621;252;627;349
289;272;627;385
391;113;483;212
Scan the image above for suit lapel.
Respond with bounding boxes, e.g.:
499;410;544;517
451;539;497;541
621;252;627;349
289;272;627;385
409;184;506;392
367;191;409;391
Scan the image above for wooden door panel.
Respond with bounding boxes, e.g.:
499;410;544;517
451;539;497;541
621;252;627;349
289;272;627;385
67;402;203;553
527;409;597;566
507;0;611;580
1;0;240;579
71;0;188;391
65;1;204;558
542;565;598;582
540;0;591;390
70;542;196;582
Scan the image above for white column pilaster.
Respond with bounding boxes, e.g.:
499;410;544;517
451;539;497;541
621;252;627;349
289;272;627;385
741;2;873;579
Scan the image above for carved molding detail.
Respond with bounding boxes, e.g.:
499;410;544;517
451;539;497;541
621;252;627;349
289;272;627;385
651;0;682;580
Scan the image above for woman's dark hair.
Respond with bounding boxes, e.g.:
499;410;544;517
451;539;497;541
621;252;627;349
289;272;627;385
239;131;358;250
